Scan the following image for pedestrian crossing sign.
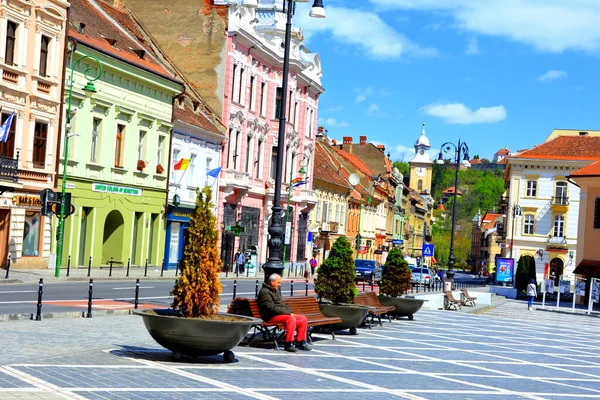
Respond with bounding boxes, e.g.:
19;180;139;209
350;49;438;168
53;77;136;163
422;243;434;257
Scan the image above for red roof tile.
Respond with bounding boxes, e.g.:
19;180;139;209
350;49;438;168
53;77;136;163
173;97;222;135
331;146;376;177
69;0;173;79
314;141;353;190
443;186;463;195
514;136;600;161
569;160;600;177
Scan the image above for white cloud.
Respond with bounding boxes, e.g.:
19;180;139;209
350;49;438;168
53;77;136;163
537;70;567;82
327;105;344;112
317;117;351;128
369;0;600;53
465;37;479;55
420;103;507;124
366;103;380;116
355;94;366;103
295;6;438;59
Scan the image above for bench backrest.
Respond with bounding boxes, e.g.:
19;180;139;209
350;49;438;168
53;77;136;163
228;297;262;320
444;290;461;303
283;296;321;315
461;288;476;299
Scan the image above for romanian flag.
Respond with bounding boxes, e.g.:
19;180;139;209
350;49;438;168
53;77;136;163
174;158;190;171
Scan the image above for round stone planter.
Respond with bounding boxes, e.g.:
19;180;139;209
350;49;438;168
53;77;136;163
318;303;370;334
133;309;261;362
377;295;425;320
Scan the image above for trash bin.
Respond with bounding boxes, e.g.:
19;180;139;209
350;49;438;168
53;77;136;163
443;279;452;291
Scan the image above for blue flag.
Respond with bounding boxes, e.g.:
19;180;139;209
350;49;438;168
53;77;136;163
0;111;15;143
206;166;221;178
292;180;307;188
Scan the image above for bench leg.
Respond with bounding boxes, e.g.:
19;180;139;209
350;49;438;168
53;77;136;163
331;330;336;340
307;327;313;344
377;315;383;326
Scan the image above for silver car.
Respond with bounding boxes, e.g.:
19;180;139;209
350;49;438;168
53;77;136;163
411;267;433;287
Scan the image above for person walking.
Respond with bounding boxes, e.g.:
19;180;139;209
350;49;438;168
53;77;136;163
309;256;317;276
235;250;245;275
257;273;311;353
527;279;537;311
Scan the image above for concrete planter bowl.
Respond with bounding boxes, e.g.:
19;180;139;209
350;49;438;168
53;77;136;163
377;295;425;320
134;309;261;362
318;303;370;335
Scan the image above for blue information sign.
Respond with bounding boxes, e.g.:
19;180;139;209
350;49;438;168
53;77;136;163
422;243;434;257
495;258;515;284
392;239;403;245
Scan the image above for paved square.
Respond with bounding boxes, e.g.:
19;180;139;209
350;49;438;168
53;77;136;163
1;300;599;399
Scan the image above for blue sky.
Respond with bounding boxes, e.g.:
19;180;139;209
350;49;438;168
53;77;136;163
294;0;600;162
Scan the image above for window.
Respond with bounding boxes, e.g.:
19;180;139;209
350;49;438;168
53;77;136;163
526;180;537;197
22;211;40;257
315;201;321;223
270;146;278;180
260;81;266;115
322;202;328;222
524;214;534;235
287;89;293;120
335;204;340;223
255;140;262;179
249;75;255;111
137;130;146;161
238;67;245;103
90;118;101;162
205;158;212;187
171;149;180;181
33;122;47;167
340;206;345;226
0;112;16;157
39;35;50;76
157;136;164;166
308;109;314;137
555;181;568;204
188;153;197;186
5;21;17;65
231;64;237;100
594;198;600;229
234;130;240;169
245;136;252;173
418;180;423;191
274;87;282;119
114;124;125;167
553;215;565;237
293;101;298;128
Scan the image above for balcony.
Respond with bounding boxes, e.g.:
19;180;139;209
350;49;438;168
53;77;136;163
0;152;20;193
221;169;251;194
551;196;569;211
320;221;339;233
295;188;317;207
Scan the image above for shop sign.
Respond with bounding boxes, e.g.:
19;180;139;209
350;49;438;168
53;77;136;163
14;195;42;207
92;183;142;196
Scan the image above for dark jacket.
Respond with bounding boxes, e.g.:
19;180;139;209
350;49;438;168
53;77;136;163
257;283;291;321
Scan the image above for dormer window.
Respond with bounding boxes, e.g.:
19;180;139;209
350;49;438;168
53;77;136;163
133;49;145;59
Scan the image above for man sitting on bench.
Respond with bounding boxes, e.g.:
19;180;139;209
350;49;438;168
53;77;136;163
257;273;311;353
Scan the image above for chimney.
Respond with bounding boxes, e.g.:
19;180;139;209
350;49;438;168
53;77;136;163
359;136;367;145
376;144;385;153
78;22;86;34
342;136;352;144
331;139;337;145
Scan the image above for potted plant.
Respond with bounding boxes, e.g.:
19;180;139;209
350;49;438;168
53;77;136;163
378;247;425;320
134;187;261;362
314;236;369;334
136;159;146;172
156;164;164;174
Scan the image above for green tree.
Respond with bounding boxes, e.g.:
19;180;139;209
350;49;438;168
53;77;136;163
380;247;412;296
171;187;222;318
314;236;356;304
392;160;410;177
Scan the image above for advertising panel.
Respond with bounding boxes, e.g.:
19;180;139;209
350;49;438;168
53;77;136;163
495;258;514;284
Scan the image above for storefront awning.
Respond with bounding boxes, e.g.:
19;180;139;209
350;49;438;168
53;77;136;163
573;259;600;276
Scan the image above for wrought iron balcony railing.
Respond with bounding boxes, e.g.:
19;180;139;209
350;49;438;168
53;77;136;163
0;152;19;183
551;196;569;206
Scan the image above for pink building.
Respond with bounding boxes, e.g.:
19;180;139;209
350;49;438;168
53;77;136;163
217;2;323;271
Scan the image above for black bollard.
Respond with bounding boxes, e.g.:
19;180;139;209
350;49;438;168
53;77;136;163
109;257;113;277
144;259;148;277
233;280;237;299
305;279;309;296
5;255;10;279
126;258;131;277
87;279;93;318
255;280;259;298
362;279;366;292
290;280;294;297
134;279;140;309
35;279;43;321
160;259;165;277
66;255;71;277
87;256;92;277
371;273;375;291
246;265;249;277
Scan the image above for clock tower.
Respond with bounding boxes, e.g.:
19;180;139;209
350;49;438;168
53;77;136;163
409;123;433;193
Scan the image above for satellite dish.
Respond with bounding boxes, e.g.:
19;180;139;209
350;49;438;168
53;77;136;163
348;173;360;186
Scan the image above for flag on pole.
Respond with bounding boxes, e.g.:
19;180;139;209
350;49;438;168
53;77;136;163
292;180;307;188
0;111;15;143
206;166;221;178
173;158;190;171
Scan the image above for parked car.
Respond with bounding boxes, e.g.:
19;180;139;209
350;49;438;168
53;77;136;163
355;259;382;284
411;267;433;287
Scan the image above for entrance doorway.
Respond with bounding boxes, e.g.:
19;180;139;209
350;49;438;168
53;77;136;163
0;209;10;268
102;210;124;264
549;257;564;286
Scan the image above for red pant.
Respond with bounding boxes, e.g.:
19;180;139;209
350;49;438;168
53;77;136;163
269;314;308;342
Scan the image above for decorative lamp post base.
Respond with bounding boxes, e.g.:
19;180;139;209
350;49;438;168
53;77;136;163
263;265;285;283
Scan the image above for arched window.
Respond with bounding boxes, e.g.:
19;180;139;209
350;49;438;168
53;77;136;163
418;179;423;191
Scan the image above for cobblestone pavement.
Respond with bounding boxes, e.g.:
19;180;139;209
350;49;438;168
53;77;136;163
1;299;599;399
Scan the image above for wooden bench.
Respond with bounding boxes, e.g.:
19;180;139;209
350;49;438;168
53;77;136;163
227;297;285;349
443;291;466;310
283;296;343;341
461;288;477;306
353;292;395;327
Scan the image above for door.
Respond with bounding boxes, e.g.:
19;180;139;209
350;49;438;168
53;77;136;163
549;257;564;286
0;209;10;268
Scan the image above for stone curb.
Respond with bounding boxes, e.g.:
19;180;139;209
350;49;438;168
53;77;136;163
0;309;134;322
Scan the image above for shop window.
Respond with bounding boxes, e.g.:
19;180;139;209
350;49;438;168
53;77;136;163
22;211;40;256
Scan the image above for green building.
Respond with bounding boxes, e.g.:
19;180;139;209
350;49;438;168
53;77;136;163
54;0;183;268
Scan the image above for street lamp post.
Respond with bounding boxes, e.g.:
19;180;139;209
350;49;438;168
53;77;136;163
55;40;103;277
436;139;470;282
281;151;309;263
241;0;325;282
509;204;522;259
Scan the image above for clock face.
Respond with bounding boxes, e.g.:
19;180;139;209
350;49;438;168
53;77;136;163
419;149;425;155
415;167;426;177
